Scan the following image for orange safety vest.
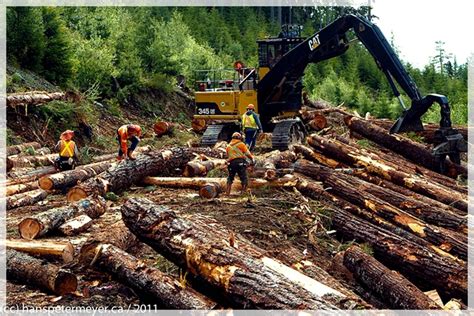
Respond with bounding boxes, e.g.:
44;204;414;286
227;140;248;161
60;140;76;158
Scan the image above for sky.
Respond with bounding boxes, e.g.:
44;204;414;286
370;0;473;69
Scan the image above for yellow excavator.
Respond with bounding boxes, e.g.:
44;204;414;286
193;14;466;170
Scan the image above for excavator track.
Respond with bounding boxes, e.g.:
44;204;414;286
200;123;239;147
271;119;307;151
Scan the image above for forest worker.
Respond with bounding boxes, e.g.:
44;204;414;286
226;132;255;195
117;124;141;161
54;130;79;171
241;103;263;151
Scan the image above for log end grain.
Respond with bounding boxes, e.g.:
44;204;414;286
191;118;207;133
66;187;89;202
154;121;173;137
38;176;54;191
18;218;43;240
199;183;220;199
308;115;328;131
55;269;78;295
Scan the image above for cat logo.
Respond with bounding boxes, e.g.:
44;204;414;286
308;34;320;51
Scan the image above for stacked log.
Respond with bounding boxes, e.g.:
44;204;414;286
18;196;106;240
6;181;38;196
67;147;226;202
6;166;57;186
182;158;227;177
258;150;297;180
295;159;466;259
7;142;42;156
38;160;115;191
6;239;75;263
7;249;77;295
307;134;467;212
121;197;351;309
7;153;57;169
80;243;217;309
345;116;467;178
343;245;440;309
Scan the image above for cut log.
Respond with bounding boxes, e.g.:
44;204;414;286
182;158;227;177
38;160;115;191
258;150;297;180
343;245;440;309
91;145;152;163
307;134;467;212
191;118;207;133
7;249;77;295
345;116;467;178
6;166;57;186
80;243;216;309
6;239;75;263
293;144;345;169
7;142;41;156
67;147;226;202
308;115;328;131
18;196;106;240
6;181;38;196
153;121;174;137
7;153;57;169
58;214;93;236
7;91;67;107
121;197;348;309
143;175;298;198
372;118;468;144
7;189;49;210
329;207;467;302
295;159;466;259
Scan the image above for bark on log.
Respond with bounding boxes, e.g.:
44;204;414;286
307;134;467;212
153;121;174;137
7;142;42;156
39;160;115;191
82;220;140;253
80;243;217;309
91;145;152;163
258;150;297;180
308;115;328;131
343;246;440;309
191;118;207;133
7;249;77;295
121;197;348;309
6;166;57;186
345;116;467;178
295;160;466;259
330;207;467;301
6;239;75;263
7;91;67;107
182;159;227;177
7;189;49;210
18;197;106;240
67;147;226;202
372;119;468;144
293;144;345;169
6;181;38;196
58;214;93;236
7;153;57;169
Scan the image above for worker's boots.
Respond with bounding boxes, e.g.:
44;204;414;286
128;151;136;160
226;183;232;196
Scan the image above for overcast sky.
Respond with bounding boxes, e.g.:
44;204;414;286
370;0;473;69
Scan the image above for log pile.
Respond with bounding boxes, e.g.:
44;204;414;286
5;101;468;310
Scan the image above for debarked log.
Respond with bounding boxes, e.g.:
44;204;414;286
6;239;75;263
7;249;77;295
121;197;348;310
6;181;38;196
7;189;49;210
80;243;217;309
343;245;440;310
18;196;106;240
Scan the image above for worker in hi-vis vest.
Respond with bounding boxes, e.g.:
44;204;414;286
226;132;255;195
54;130;80;171
241;104;263;151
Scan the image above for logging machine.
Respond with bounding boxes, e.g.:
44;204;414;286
193;14;466;172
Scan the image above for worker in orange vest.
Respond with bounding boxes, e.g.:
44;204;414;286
226;132;255;195
117;124;141;161
54;130;79;171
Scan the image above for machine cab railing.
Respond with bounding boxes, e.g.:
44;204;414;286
194;68;256;92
